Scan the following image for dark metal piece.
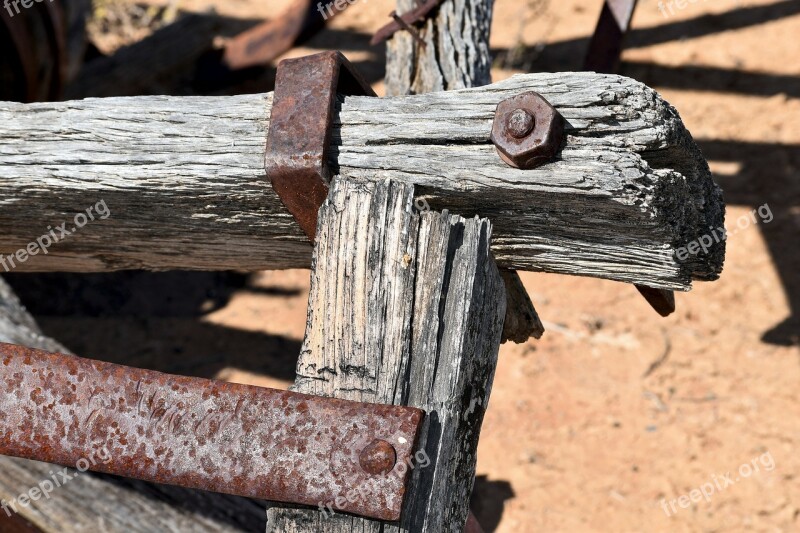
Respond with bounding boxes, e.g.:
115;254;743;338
0;512;43;533
0;0;67;102
584;0;639;73
390;10;427;47
635;285;676;317
0;343;423;521
359;439;397;475
490;91;565;170
223;0;347;70
266;51;376;241
370;0;443;46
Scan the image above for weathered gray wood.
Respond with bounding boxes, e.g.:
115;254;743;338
266;178;506;532
268;9;511;533
387;0;542;345
0;72;723;290
0;277;267;532
385;0;493;95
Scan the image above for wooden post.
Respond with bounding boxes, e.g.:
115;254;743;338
266;178;506;532
268;5;533;530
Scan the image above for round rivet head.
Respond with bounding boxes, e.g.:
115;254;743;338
359;439;397;475
506;108;535;138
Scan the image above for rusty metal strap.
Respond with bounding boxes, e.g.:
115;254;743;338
0;343;423;521
266;51;376;242
370;0;444;45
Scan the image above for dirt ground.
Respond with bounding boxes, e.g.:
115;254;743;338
9;0;800;531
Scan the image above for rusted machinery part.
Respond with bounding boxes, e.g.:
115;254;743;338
370;0;444;45
0;0;69;102
0;343;424;521
266;51;376;241
223;0;350;70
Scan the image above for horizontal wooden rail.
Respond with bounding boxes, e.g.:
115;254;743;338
0;73;724;290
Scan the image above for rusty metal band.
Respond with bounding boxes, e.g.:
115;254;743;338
266;51;376;241
584;0;639;73
223;0;348;70
0;343;423;521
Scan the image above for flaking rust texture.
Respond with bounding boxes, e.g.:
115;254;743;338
0;343;423;521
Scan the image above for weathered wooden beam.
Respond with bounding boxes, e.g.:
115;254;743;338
266;178;506;532
0;277;267;532
0;72;723;290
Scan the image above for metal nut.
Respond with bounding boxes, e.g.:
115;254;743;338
490;91;566;169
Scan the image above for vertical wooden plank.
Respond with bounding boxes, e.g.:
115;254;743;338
266;177;506;532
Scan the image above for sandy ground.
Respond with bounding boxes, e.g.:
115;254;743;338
7;0;800;531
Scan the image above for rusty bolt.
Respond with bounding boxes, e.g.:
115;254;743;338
506;109;535;138
359;438;397;475
490;91;566;169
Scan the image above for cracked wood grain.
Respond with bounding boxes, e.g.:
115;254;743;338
0;72;723;290
266;177;506;532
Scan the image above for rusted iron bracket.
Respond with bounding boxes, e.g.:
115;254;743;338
223;0;348;70
266;51;376;241
0;343;423;521
371;0;444;46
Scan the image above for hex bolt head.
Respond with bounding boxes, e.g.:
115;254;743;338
490;91;566;169
359;439;397;475
506;109;535;138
